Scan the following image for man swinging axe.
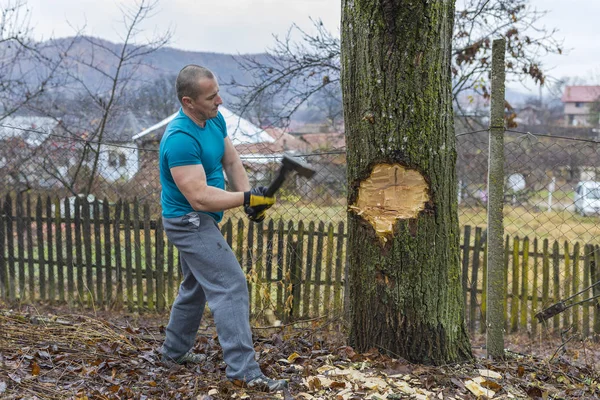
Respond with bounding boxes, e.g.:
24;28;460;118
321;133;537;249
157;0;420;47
158;64;314;393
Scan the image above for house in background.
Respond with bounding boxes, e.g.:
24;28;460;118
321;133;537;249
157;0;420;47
92;111;152;183
0;112;152;190
514;105;542;126
562;85;600;127
0;115;62;189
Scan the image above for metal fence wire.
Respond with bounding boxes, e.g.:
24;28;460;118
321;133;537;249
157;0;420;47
1;119;600;342
458;126;600;342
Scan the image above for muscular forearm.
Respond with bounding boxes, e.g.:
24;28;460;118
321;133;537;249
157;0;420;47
188;186;245;212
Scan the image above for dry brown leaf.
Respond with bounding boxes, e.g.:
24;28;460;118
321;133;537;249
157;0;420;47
330;381;347;389
307;376;322;391
481;379;503;391
108;385;120;393
31;362;40;376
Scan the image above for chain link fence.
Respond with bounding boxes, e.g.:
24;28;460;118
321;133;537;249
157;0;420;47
1;114;599;358
458;123;600;361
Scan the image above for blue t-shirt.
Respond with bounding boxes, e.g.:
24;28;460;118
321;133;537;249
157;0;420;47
159;108;228;221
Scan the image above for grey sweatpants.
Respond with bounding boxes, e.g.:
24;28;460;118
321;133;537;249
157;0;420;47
161;212;262;381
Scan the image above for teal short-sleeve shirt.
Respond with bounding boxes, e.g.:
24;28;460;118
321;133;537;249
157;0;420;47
159;108;228;221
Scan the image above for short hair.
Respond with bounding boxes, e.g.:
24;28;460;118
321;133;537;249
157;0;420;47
176;65;215;104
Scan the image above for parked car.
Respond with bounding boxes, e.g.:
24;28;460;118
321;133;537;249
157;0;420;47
574;181;600;216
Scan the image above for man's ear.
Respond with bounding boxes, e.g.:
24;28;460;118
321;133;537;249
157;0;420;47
181;96;193;108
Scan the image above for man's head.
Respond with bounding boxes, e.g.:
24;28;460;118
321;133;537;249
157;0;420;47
176;65;223;122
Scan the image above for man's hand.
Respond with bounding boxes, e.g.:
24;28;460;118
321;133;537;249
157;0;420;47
244;186;275;223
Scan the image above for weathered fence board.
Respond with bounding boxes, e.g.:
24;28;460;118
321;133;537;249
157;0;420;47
16;193;25;300
0;197;6;300
27;196;35;301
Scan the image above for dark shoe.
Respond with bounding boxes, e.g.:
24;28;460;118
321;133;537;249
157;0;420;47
233;374;289;392
161;351;207;366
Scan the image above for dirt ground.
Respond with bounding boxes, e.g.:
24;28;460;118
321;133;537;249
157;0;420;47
1;304;598;399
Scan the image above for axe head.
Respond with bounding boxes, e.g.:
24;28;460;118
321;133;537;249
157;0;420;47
281;155;316;179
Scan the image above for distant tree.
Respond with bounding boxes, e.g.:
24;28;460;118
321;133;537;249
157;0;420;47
28;0;172;195
129;73;179;121
240;89;276;128
0;0;72;122
313;82;343;131
231;0;562;126
589;97;600;127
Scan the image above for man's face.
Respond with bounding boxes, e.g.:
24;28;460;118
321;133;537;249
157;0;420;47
187;77;223;121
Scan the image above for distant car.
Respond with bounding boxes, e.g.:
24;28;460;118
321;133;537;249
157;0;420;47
574;181;600;216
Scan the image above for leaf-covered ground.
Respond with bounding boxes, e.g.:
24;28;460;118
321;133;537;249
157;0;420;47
0;306;598;399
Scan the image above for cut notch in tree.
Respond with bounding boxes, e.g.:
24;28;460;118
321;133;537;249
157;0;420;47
349;164;429;241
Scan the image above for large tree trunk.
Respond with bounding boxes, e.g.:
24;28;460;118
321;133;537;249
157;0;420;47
341;0;472;364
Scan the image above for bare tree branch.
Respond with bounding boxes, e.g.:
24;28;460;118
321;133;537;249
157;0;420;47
229;1;563;127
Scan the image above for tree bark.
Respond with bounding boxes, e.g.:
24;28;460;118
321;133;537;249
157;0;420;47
342;0;472;364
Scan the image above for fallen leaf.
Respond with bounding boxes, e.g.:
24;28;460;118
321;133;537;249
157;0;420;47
329;380;346;389
393;380;417;395
465;379;495;398
478;369;502;380
37;350;51;359
517;365;525;377
481;379;502;391
287;352;300;363
307;376;322;391
317;365;335;374
0;381;6;394
451;377;466;391
526;386;543;398
31;362;40;376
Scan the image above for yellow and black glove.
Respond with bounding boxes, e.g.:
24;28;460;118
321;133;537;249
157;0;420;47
243;186;275;223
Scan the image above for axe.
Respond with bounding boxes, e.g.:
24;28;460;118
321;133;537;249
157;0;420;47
265;155;316;197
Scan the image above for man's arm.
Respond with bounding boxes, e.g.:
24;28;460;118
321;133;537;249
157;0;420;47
171;163;244;212
222;136;251;192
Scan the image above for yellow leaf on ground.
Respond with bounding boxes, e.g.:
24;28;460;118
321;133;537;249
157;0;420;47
478;369;503;380
317;365;336;374
466;379;496;398
287;352;300;363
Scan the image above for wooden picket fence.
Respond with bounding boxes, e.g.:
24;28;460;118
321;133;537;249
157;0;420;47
0;194;346;321
462;226;600;337
1;194;599;335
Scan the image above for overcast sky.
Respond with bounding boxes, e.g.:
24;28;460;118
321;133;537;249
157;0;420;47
24;0;600;91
